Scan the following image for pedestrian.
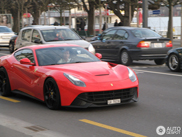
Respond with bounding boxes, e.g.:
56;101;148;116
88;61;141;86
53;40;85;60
80;18;86;31
76;19;80;31
32;20;36;25
102;22;107;31
114;19;118;26
118;20;123;26
54;21;59;26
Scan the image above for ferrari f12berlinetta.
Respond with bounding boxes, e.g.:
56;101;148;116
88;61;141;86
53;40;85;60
0;44;139;109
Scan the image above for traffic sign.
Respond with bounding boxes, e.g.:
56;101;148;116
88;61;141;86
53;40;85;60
152;10;160;14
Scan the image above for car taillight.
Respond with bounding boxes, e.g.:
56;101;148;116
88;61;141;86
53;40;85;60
166;41;173;47
137;41;150;48
15;37;18;45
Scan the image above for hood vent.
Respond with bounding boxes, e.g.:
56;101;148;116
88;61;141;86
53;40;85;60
95;74;109;76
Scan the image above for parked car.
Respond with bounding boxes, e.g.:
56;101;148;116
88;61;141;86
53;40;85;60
9;25;95;54
91;27;173;66
0;44;138;109
0;26;16;47
9;35;18;53
166;47;182;72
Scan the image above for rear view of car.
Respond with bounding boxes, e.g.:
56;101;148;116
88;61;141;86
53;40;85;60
130;28;173;65
0;26;15;47
91;27;172;66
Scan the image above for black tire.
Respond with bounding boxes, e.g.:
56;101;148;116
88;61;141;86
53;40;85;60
9;42;14;53
154;59;165;65
167;54;180;72
44;78;61;110
0;67;12;96
120;50;132;66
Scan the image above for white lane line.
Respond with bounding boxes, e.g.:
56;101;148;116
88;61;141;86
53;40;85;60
133;69;182;77
0;113;67;137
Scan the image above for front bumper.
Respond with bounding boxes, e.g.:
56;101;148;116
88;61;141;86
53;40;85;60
0;41;9;47
69;87;138;108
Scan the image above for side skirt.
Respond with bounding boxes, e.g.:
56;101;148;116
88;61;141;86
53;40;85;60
11;90;44;103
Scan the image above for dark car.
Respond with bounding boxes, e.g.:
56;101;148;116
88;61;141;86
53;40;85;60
9;35;18;53
91;27;173;66
166;47;182;72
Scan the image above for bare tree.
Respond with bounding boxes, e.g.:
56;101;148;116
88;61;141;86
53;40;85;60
161;0;180;40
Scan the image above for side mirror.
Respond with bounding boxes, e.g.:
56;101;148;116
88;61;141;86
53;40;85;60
20;58;35;65
97;34;102;40
81;36;86;40
34;39;42;44
91;36;98;41
95;53;102;59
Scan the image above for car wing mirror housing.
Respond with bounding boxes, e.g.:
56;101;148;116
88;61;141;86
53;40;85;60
20;58;35;66
95;53;102;59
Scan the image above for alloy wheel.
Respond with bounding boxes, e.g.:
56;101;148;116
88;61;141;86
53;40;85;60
168;54;179;71
121;52;128;64
44;78;61;109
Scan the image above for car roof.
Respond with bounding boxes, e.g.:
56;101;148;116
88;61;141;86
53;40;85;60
22;25;69;30
17;44;81;50
108;26;150;30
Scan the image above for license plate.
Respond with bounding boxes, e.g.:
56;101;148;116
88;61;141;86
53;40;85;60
153;43;163;48
107;99;121;105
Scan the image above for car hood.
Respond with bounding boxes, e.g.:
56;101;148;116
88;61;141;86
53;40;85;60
45;62;129;83
45;40;90;48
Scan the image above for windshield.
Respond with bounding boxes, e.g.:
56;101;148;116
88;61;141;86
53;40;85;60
0;27;13;33
41;29;81;42
131;29;162;38
36;46;100;66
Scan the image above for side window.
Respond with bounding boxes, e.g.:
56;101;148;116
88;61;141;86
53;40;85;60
14;49;34;63
32;30;41;42
21;29;32;41
102;30;116;40
113;30;128;40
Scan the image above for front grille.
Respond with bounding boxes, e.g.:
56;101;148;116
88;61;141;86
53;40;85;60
77;87;137;105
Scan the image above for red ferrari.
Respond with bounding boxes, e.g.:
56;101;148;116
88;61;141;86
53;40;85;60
0;44;139;109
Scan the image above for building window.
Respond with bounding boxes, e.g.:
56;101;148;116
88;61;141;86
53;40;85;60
78;6;83;11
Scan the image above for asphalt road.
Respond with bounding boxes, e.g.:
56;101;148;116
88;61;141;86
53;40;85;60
0;45;181;137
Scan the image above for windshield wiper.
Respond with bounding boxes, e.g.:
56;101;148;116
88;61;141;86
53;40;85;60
63;39;74;40
74;61;88;63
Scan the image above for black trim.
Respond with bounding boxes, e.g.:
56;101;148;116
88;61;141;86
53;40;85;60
11;90;44;102
70;87;138;108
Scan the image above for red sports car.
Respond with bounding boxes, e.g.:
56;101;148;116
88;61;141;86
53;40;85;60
0;44;139;109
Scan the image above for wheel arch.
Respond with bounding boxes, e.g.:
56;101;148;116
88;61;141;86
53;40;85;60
119;46;131;59
0;66;12;95
43;76;62;104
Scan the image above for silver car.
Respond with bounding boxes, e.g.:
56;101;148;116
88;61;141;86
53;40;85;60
0;26;15;47
14;25;95;54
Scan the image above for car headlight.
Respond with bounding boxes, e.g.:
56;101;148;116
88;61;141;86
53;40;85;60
88;43;95;54
127;67;137;82
64;73;86;87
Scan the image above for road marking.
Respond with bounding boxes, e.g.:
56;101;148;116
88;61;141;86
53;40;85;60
79;119;147;137
0;96;20;103
133;69;182;77
0;113;66;137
